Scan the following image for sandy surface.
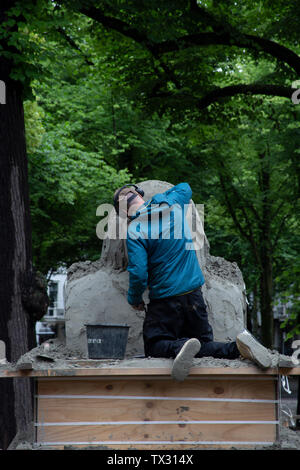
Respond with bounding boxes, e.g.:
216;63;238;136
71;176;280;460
3;336;294;373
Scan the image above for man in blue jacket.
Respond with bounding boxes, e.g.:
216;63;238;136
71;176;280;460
113;183;274;380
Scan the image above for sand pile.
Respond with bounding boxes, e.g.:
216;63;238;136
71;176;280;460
13;338;86;370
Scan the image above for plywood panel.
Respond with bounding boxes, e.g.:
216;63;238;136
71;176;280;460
36;422;276;444
37;398;276;423
38;378;276;401
35;375;278;449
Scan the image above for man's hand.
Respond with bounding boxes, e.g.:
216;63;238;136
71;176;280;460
131;301;145;311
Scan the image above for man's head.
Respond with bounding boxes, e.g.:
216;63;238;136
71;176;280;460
113;186;145;219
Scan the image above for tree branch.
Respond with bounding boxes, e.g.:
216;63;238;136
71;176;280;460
56;27;94;66
219;159;263;229
79;3;300;77
218;170;261;266
77;5;299;105
269;177;291;220
190;0;300;78
154;32;300;75
79;5;182;90
271;208;295;250
149;83;293;109
79;6;153;50
197;84;293;109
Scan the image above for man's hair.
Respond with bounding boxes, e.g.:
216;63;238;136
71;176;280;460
114;187;140;216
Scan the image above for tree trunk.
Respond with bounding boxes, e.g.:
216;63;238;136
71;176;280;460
258;151;274;349
0;54;35;449
249;283;260;338
259;250;274;349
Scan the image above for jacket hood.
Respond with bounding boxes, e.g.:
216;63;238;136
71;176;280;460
128;194;172;221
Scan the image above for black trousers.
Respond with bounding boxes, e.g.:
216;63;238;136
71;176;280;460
143;286;240;359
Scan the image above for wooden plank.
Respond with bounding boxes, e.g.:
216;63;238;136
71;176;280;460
37;397;276;424
35;376;278;448
37;378;276;401
35;443;265;450
3;365;298;378
36;422;276;444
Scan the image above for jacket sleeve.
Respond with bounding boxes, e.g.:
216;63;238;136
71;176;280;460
126;234;148;305
163;182;192;208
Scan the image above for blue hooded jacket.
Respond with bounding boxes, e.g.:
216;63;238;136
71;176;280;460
126;182;205;305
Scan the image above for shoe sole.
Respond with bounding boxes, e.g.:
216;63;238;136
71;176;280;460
278;355;298;367
236;331;271;369
171;339;201;382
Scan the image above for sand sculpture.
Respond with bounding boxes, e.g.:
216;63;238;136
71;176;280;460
64;180;247;357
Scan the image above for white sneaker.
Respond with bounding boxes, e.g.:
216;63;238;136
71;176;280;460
171;338;201;382
236;330;272;370
278;354;298;368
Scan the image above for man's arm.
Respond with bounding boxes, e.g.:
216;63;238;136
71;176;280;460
126;235;148;306
163;182;192;207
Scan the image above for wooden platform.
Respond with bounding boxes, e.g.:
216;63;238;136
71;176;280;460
2;360;300;449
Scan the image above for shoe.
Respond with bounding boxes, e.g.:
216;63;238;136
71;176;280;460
171;338;201;382
278;354;299;368
236;330;272;370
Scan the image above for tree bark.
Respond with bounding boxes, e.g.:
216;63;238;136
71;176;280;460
250;283;259;338
259;249;274;349
258;152;274;349
0;19;35;447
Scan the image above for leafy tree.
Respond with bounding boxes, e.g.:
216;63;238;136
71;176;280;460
0;0;47;450
20;3;203;274
200;96;300;347
24;97;131;274
26;0;300;346
63;0;299;109
1;0;300;449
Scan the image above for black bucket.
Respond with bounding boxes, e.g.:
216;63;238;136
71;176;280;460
85;324;130;359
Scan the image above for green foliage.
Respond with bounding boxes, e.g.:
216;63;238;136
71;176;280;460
25;96;131;273
276;252;300;340
23;7;195;273
13;0;300;339
23;101;45;153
